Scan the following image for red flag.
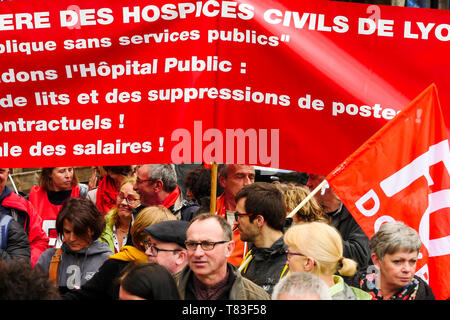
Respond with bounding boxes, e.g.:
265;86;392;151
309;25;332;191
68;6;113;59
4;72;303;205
326;84;450;300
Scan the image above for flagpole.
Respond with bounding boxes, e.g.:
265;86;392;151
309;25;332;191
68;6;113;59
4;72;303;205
286;180;327;219
8;174;18;194
210;162;218;215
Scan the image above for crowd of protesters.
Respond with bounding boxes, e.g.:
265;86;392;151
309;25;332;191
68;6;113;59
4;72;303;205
0;164;436;300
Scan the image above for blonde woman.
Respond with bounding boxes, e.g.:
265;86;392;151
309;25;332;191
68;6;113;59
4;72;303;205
284;222;371;300
99;177;140;253
62;206;176;300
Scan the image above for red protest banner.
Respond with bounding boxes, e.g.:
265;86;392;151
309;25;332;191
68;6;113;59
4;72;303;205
0;0;449;175
326;84;450;300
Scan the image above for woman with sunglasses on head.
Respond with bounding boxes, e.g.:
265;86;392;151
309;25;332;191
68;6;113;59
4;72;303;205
284;221;371;300
98;177;140;253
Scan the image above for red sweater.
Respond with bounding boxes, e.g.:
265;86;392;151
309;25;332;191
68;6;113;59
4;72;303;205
29;185;80;249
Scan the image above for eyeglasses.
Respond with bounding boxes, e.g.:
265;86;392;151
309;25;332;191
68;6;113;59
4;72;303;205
285;250;305;260
117;193;139;205
136;177;158;185
184;240;229;251
144;242;181;257
234;211;254;222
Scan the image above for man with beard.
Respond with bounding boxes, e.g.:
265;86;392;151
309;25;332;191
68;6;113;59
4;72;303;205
234;182;288;295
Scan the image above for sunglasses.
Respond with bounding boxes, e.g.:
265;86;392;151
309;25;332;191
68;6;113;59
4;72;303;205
234;211;254;222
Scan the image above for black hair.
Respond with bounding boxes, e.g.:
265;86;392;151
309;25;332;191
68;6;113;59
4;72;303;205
119;263;181;300
183;166;211;202
235;182;286;232
0;259;60;300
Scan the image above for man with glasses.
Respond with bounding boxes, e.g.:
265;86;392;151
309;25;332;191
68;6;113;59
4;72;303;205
133;164;198;220
125;164;198;247
175;213;269;300
234;182;288;295
144;220;189;276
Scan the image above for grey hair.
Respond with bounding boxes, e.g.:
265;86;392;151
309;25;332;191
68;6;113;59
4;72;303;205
272;272;332;300
188;213;233;241
370;221;421;260
147;164;177;193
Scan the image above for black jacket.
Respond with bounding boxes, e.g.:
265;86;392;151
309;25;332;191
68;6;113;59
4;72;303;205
0;213;31;263
173;199;200;221
329;204;371;269
240;236;288;295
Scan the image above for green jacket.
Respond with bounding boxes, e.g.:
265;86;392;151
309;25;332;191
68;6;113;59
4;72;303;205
98;211;115;253
175;263;270;300
330;275;371;300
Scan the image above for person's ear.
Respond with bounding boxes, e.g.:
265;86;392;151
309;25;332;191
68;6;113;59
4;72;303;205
255;215;265;229
225;240;235;258
153;179;163;192
218;175;227;189
304;257;315;272
371;253;381;268
176;250;188;265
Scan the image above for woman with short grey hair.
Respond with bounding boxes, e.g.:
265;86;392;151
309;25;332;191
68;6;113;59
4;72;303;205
370;221;421;260
353;221;435;300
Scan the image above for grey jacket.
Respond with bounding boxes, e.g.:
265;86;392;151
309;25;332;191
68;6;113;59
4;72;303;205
175;263;270;300
36;240;111;290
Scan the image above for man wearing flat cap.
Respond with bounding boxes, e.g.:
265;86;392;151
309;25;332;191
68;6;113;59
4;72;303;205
144;220;189;276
